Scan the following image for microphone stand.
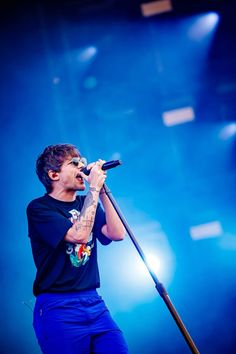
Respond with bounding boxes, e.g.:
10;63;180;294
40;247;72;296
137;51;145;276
102;183;200;354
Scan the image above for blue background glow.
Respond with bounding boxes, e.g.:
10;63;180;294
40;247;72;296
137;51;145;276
1;1;236;353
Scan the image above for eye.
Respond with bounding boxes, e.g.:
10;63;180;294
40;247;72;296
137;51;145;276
69;157;87;167
70;158;80;166
72;161;79;166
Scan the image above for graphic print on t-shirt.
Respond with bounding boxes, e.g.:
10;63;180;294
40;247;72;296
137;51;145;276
66;209;94;267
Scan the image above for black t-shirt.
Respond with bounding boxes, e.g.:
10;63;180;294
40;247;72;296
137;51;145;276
27;194;111;296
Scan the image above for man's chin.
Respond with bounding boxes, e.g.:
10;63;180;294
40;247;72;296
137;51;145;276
77;184;86;191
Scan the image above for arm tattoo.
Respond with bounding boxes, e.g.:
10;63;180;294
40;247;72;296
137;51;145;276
74;190;99;234
83;190;96;209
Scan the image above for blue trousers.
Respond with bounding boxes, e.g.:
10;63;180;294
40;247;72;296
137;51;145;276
33;290;129;354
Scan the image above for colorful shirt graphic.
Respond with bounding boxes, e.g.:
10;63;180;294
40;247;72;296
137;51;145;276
66;209;94;267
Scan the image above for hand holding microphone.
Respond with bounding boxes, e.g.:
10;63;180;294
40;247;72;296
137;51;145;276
85;159;107;191
72;157;122;192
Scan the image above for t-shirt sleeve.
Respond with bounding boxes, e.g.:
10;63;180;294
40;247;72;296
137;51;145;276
93;203;112;246
27;200;72;249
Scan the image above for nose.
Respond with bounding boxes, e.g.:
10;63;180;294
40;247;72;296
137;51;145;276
80;157;87;169
79;161;85;170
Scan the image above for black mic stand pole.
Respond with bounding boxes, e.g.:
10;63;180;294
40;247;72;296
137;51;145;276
102;183;200;354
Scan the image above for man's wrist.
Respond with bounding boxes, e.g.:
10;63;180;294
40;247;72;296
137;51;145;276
89;186;100;193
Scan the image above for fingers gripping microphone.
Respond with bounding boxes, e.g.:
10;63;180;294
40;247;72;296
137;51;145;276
82;160;122;176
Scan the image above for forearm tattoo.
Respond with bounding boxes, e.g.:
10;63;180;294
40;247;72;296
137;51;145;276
75;190;98;233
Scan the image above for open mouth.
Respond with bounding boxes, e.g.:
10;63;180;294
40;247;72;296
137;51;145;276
76;173;84;182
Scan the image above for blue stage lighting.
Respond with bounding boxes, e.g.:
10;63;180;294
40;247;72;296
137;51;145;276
219;123;236;140
145;252;161;274
188;12;220;41
78;46;97;62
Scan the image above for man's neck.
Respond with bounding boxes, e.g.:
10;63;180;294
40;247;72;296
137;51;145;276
48;189;76;202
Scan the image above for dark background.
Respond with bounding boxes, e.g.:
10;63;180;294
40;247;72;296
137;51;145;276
1;1;236;353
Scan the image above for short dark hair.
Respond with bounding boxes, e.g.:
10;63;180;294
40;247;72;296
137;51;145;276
36;144;80;192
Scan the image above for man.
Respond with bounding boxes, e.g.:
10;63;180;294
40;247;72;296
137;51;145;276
27;143;129;354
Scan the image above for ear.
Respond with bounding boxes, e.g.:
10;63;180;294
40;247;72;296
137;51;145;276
48;170;60;181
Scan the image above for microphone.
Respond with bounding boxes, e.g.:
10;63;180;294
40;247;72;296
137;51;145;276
82;160;122;176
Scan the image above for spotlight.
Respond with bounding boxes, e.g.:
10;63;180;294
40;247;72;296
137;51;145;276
190;221;223;240
219;123;236;140
188;12;220;41
145;252;161;274
162;106;195;127
141;0;172;17
78;46;97;62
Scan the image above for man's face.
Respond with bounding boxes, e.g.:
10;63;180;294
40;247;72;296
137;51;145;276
55;155;87;192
